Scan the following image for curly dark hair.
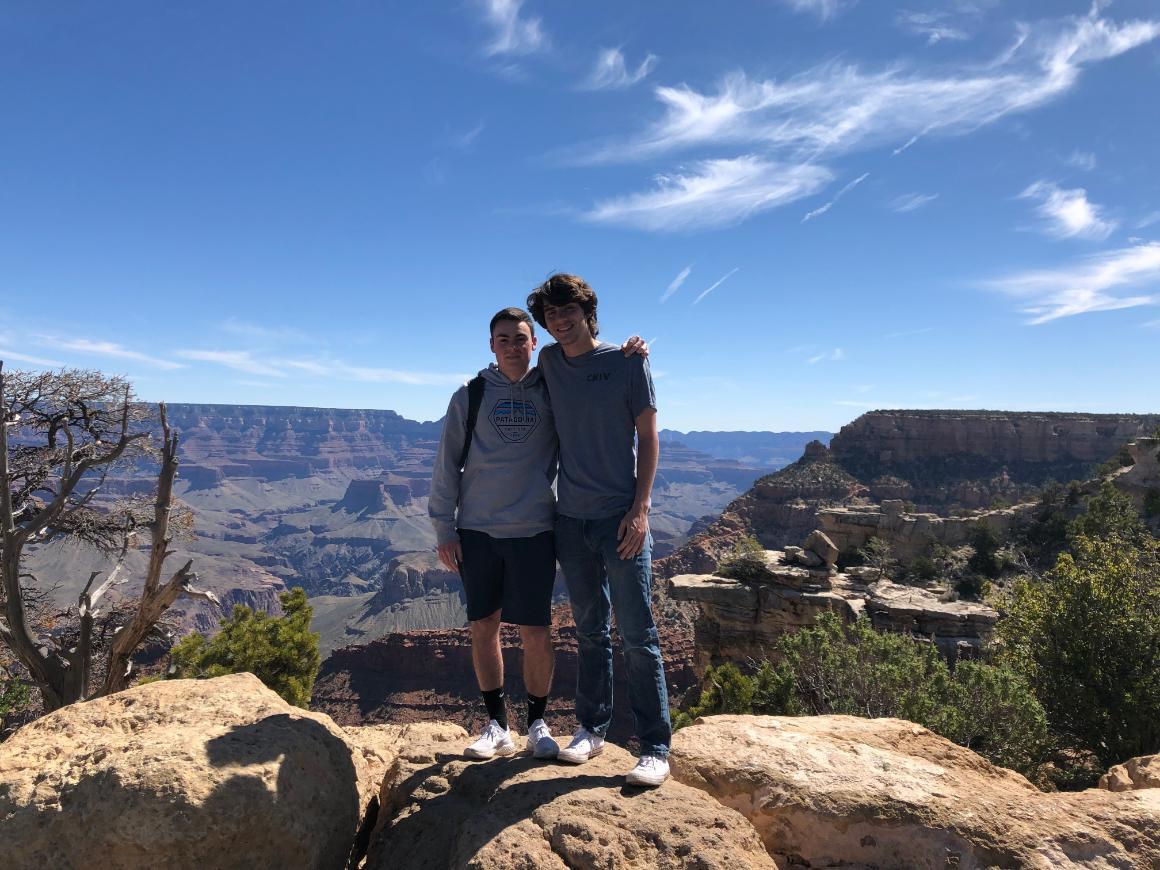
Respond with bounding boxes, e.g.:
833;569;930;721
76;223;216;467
526;273;599;338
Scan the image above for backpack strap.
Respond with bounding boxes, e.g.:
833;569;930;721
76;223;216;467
457;376;487;470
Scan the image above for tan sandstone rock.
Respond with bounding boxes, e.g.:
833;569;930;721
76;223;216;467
670;714;1160;869
1100;754;1160;792
0;673;364;870
366;729;778;869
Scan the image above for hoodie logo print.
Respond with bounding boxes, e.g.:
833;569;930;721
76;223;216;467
489;399;540;443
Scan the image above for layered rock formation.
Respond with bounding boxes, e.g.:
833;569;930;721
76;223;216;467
818;498;1037;561
830;410;1159;508
656;440;864;579
660;410;1159;582
669;546;997;669
670;715;1160;869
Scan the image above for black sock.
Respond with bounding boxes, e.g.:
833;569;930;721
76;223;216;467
527;693;547;727
482;687;507;729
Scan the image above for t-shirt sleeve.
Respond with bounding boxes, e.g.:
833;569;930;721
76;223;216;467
629;356;657;419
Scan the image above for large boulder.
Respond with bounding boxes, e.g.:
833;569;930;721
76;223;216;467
1100;754;1160;792
366;728;777;869
670;715;1160;869
0;673;364;870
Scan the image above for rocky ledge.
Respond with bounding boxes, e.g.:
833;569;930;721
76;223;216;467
669;544;997;669
2;674;1156;868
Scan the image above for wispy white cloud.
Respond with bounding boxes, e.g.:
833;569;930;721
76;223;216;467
888;192;939;213
1019;180;1116;240
453;121;486;149
884;326;935;338
896;11;970;44
1138;211;1160;229
808;348;845;363
0;348;65;368
220;318;310;343
479;0;547;57
176;350;287;377
570;8;1159;166
1065;149;1097;170
1143;319;1160;329
581;48;657;90
782;0;856;21
583;156;832;231
35;336;184;370
693;268;740;305
985;241;1160;324
660;265;692;303
177;349;470;386
802;171;869;222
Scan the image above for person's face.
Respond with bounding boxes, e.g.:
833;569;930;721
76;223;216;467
490;319;536;376
542;302;587;346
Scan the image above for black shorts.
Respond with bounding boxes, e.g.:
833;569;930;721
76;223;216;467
458;528;555;626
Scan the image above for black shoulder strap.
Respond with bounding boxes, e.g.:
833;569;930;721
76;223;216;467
457;376;486;470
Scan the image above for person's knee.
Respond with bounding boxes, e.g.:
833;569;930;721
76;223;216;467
520;625;552;646
618;624;660;652
470;610;501;639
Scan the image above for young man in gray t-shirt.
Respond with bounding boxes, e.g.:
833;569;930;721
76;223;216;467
527;272;671;787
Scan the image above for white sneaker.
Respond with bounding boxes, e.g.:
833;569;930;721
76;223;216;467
556;727;605;764
625;754;669;787
464;719;516;759
526;718;559;759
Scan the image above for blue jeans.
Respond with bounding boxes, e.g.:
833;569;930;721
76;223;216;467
555;513;671;757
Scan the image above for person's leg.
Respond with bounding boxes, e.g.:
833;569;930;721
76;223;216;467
554;515;614;738
597;516;671;759
519;625;553;700
497;530;557;725
470;609;505;722
458;530;514;758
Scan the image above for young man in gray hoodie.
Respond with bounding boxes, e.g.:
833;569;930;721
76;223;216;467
429;307;561;760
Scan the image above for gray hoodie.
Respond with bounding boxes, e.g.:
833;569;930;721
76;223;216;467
428;363;557;545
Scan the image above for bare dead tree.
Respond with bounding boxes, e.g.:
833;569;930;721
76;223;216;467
0;362;217;711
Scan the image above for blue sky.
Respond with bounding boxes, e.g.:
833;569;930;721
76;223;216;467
1;0;1158;432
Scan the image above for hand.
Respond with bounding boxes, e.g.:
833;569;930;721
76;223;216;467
621;335;649;359
437;539;463;573
616;506;650;559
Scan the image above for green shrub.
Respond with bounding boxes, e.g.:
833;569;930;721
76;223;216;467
967;524;1001;578
717;536;768;582
168;588;321;707
858;537;897;578
1;675;31;732
675;613;1047;778
1068;482;1148;544
996;533;1160;769
1146;489;1160;519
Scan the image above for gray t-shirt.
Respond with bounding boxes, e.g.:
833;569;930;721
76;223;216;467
538;341;657;519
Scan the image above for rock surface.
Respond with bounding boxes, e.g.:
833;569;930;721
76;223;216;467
0;673;364;870
670;715;1160;869
366;726;777;869
1100;754;1160;792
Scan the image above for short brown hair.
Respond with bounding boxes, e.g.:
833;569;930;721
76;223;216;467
489;307;535;336
527;273;599;338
